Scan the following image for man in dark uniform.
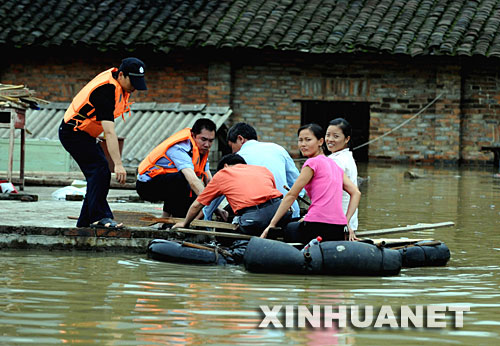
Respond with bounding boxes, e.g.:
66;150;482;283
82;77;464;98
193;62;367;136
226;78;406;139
59;57;147;229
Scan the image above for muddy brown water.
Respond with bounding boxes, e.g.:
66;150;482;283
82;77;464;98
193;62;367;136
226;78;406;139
1;164;499;345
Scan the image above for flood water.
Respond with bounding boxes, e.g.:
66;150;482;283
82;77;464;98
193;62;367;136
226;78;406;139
1;164;499;345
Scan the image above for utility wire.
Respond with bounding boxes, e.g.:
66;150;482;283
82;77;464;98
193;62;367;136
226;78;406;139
353;92;445;151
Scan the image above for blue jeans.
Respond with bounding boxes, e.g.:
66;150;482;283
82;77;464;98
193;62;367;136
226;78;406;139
238;198;291;236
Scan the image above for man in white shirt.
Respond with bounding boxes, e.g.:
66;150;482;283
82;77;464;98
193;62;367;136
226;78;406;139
203;122;302;220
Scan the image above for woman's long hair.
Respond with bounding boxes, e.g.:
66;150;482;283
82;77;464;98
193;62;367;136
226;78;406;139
328;118;353;151
298;123;328;154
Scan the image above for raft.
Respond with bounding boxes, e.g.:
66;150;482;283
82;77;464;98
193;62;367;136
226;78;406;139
243;238;402;276
146;238;451;276
397;240;451;267
147;239;228;265
147;239;247;265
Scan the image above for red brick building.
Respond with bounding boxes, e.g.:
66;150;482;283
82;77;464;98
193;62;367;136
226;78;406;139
2;0;500;164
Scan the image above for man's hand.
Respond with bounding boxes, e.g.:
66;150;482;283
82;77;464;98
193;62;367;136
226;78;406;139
214;208;229;222
172;221;185;229
114;164;127;184
180;168;205;196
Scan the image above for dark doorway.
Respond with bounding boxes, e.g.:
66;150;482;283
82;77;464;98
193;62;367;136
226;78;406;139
300;101;370;162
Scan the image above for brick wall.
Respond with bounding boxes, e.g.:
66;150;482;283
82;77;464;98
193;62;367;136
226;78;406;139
1;50;208;104
207;60;232;107
229;51;499;164
2;48;499;164
461;64;500;163
229;52;466;162
232;55;302;151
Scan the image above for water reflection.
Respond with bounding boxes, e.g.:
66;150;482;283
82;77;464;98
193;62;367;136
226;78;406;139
0;164;499;345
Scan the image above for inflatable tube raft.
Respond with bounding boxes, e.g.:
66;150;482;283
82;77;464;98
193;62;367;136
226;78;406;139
147;239;229;265
243;238;402;276
147;239;450;275
397;240;450;267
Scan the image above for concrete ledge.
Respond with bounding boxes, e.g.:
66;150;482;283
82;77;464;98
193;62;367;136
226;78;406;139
0;225;172;252
1;169;138;188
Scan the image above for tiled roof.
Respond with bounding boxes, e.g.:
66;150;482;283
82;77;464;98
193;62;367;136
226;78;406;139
2;0;500;57
0;102;232;166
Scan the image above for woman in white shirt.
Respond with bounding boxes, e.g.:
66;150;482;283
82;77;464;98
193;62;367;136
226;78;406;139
325;118;359;230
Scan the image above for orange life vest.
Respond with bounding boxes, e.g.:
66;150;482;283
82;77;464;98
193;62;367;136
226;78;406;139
63;68;131;137
138;128;209;179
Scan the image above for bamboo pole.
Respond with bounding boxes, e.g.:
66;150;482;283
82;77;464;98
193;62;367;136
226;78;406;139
169;227;253;240
140;216;238;230
356;221;454;238
283;185;310;206
159;222;454;242
181;241;232;257
390;240;442;250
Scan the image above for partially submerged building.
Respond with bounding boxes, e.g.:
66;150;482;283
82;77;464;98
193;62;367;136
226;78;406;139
1;0;500;168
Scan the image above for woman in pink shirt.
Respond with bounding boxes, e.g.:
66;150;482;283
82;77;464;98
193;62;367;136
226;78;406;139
260;123;360;242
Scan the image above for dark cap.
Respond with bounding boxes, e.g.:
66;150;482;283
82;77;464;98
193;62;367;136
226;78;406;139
119;57;147;90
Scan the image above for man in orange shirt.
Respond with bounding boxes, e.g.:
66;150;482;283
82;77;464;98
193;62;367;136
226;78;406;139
173;154;291;235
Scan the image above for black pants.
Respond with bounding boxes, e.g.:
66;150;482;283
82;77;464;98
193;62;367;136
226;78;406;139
238;198;291;236
59;124;113;227
136;172;196;217
285;221;346;243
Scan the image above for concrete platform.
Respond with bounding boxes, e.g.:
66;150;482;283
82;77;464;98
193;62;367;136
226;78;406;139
0;185;174;252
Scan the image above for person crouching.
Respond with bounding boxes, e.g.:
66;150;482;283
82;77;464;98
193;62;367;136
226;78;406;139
173;154;291;236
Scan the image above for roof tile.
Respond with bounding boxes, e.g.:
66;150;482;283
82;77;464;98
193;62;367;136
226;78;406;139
3;0;500;57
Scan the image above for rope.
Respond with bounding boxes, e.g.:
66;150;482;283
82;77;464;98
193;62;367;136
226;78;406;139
353;91;445;151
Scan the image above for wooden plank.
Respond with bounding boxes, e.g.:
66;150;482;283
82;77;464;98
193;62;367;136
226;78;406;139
0;192;38;201
19;128;25;191
68;211;157;227
7;109;14;182
69;211;233;229
170;227;252;240
66;194;84;201
141;216;238;230
356;222;454;238
110;211;156;228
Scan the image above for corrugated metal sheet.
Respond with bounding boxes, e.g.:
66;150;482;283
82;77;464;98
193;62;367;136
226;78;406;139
0;103;232;166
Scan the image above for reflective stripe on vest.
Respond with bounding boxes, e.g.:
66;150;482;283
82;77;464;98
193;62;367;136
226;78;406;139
63;68;131;137
138;128;208;179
